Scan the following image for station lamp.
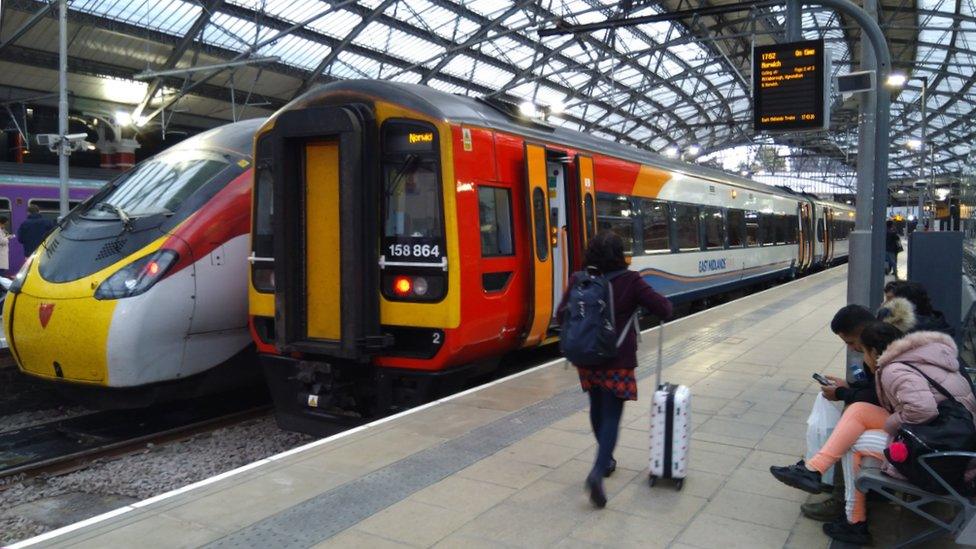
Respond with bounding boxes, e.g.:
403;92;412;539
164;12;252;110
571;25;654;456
906;138;923;150
885;73;908;88
687;145;701;157
518;101;538;117
664;146;678;158
897;189;905;194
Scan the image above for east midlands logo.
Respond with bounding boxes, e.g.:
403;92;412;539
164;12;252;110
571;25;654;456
38;303;55;329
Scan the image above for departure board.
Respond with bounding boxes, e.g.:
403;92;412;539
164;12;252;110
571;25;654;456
753;39;828;132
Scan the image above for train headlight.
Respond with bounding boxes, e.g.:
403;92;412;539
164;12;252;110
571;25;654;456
413;276;429;296
8;254;35;294
94;250;179;300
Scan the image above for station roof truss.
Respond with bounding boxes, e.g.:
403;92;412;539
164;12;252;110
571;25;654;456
0;0;972;188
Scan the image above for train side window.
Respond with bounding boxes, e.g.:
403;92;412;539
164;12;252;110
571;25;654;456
29;199;81;222
786;215;799;244
0;198;10;229
817;219;825;242
478;186;514;257
775;215;787;244
532;188;549;261
745;211;760;246
728;209;745;247
673;203;700;251
640;199;669;253
597;194;636;254
584;194;595;241
702;206;725;249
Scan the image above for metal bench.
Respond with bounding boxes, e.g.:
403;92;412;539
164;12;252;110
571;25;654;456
856;453;976;547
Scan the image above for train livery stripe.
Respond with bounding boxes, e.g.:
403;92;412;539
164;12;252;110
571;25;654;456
630;164;672;199
637;261;792;283
304;140;342;341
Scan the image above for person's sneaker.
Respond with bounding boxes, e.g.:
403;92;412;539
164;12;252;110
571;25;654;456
801;496;845;521
604;458;617;478
585;473;607;508
823;518;872;545
770;460;824;494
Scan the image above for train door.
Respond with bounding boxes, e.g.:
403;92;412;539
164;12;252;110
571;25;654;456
547;157;568;317
524;143;552;346
269;105;381;360
823;207;833;264
575;155;598;253
799;203;813;270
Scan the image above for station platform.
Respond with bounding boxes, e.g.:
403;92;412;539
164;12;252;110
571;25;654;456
11;265;951;548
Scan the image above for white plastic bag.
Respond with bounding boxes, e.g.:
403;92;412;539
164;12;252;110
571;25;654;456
805;392;843;485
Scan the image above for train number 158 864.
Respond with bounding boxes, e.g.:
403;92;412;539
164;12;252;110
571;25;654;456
387;244;440;258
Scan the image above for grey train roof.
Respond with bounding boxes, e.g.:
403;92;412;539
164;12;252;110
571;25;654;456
301;80;852;209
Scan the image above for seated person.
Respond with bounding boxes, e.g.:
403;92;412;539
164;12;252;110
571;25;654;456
802;305;881;522
771;322;976;545
886;281;954;336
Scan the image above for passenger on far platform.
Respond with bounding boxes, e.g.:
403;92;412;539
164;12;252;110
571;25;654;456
801;304;880;522
17;205;54;257
771;322;976;545
557;230;672;509
885;220;903;278
0;216;12;276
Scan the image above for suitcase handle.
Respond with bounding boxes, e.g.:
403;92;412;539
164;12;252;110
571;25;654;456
656;320;664;389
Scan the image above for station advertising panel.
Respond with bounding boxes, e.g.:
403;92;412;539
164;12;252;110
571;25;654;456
753;39;829;132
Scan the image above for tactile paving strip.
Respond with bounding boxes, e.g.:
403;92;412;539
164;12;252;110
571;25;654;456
203;273;843;548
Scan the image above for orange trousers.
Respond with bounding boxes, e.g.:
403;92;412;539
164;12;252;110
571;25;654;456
808;402;890;523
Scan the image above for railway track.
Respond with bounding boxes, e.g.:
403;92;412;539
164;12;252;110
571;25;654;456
0;395;270;482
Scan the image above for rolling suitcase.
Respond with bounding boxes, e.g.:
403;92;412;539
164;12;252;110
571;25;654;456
648;322;691;490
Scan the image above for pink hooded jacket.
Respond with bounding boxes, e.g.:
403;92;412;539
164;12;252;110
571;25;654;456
875;331;976;480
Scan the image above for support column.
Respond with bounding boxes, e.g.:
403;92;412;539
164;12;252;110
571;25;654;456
57;0;69;219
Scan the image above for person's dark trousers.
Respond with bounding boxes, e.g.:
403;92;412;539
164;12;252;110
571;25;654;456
588;387;624;479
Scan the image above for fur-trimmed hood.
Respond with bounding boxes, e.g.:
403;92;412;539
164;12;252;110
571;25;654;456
877;330;958;371
877;297;917;333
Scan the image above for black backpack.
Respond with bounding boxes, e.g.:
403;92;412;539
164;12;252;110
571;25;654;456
559;269;638;366
884;363;976;495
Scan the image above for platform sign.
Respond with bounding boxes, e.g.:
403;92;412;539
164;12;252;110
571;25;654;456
753;39;829;132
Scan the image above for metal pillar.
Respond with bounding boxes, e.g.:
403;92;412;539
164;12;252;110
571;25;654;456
818;0;891;315
57;0;69;219
785;0;803;40
918;77;928;225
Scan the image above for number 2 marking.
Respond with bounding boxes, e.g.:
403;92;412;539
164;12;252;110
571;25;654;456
432;332;441;344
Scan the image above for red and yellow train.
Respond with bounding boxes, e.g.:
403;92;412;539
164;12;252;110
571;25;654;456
249;80;853;434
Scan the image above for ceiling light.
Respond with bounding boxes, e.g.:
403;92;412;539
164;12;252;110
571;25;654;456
518;101;537;117
885;73;907;88
548;101;565;115
664;146;678;158
905;138;923;150
115;111;133;126
687;145;701;157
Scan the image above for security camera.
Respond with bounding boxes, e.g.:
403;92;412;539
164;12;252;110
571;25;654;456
36;134;56;147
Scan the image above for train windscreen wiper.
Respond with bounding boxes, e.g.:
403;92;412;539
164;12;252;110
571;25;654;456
98;202;134;232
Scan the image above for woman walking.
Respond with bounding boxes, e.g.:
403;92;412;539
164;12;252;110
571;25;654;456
558;230;673;508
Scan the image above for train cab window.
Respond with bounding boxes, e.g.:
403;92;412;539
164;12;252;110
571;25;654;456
640;199;669;253
478;186;514;257
673;203;700;251
532;188;549;260
29;199;82;222
597;194;636;254
727;209;745;247
702;207;725;249
745;211;761;246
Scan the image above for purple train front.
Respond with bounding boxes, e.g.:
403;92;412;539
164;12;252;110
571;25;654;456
0;162;115;273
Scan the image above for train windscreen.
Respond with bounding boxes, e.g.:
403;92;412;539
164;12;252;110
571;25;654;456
81;151;229;219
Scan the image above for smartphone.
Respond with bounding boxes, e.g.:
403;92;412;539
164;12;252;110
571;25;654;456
812;373;833;386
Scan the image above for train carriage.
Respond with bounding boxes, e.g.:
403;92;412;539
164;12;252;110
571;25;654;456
249;80;853;434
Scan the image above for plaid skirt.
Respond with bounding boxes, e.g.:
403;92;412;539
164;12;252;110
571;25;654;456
577;367;638;401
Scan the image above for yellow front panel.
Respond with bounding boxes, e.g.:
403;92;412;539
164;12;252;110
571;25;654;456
305;140;342;341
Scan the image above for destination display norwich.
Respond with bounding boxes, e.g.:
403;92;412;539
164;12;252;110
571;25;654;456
753;38;827;132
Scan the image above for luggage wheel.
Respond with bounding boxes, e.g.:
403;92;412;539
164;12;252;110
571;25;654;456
648;475;657;487
674;478;684;491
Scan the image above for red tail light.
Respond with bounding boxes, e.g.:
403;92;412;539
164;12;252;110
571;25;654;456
393;276;412;296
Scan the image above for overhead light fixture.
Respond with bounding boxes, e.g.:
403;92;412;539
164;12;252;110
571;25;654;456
518;101;537;117
548;101;565;115
908;214;916;221
134;116;149;128
687;145;701;157
897;189;905;194
664;146;678;158
936;188;951;200
885;73;907;88
115;111;133;126
906;138;923;150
